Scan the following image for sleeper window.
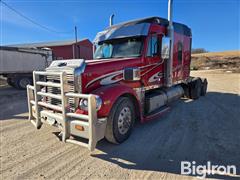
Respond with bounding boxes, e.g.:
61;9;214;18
178;42;183;62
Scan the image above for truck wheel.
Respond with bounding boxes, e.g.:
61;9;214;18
15;77;32;90
201;78;208;96
105;97;135;144
189;78;202;99
181;83;190;99
7;78;15;87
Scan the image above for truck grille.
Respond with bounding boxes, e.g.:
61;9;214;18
46;74;76;112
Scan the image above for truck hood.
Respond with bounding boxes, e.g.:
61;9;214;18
46;59;86;75
82;57;143;93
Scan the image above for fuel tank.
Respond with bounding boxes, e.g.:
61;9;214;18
145;85;184;114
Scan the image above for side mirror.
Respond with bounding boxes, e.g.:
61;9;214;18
123;67;140;81
161;37;170;59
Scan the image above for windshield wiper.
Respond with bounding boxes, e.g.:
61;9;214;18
95;57;112;59
112;55;140;58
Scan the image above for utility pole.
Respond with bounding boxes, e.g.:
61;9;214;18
75;26;77;44
74;26;78;58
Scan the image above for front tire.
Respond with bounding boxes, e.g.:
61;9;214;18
105;97;135;144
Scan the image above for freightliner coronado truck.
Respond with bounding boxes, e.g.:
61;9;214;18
27;0;207;151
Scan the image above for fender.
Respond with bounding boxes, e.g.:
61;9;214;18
91;84;142;120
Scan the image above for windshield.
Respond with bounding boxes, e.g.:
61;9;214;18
94;37;143;59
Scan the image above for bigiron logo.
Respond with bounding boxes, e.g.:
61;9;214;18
181;161;237;178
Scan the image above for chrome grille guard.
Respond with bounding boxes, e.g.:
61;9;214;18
27;71;107;151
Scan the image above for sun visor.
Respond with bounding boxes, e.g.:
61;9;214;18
93;23;150;43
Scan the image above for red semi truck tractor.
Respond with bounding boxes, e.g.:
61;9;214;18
27;2;207;151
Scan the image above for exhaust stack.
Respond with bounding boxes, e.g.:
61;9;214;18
109;14;115;26
166;0;174;87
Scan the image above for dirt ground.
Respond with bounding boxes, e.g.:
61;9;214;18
191;50;240;72
0;70;240;180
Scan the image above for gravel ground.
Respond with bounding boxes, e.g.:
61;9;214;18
0;70;240;180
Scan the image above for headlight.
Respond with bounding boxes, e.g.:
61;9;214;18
95;95;103;110
79;99;88;111
79;95;102;111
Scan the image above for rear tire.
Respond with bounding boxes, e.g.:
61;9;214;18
7;78;15;87
200;78;208;96
14;77;32;90
181;83;190;98
189;78;202;99
105;97;135;144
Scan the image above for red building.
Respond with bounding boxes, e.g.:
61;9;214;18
10;39;93;60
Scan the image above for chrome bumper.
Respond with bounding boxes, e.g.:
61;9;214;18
27;71;107;151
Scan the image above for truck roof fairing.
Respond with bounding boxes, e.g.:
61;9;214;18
93;16;192;43
93;23;150;43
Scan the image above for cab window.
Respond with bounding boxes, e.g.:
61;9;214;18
147;34;160;57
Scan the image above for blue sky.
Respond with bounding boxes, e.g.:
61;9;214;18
0;0;239;51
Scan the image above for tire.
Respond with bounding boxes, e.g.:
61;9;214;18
200;78;208;96
7;78;15;87
189;78;202;99
105;97;136;144
181;83;190;98
14;77;32;90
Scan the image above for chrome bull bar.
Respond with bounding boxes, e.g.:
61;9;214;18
27;71;107;151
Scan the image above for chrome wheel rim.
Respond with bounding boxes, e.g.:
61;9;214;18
118;107;131;135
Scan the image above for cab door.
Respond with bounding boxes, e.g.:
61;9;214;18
142;33;164;87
